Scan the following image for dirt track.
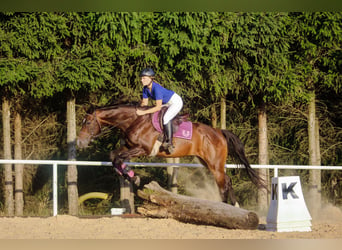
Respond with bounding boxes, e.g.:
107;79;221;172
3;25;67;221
0;212;342;239
1;174;342;240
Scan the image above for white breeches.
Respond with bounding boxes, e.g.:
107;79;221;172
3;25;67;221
163;93;183;125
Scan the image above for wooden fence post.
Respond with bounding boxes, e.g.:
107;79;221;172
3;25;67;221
119;176;135;214
167;158;179;194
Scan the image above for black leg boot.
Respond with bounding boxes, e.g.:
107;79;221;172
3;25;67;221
164;121;174;154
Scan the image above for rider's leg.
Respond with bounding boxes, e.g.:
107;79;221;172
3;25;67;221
163;121;174;154
163;94;183;154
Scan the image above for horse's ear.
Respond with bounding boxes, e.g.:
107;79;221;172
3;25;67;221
82;103;96;114
82;106;88;113
88;104;96;114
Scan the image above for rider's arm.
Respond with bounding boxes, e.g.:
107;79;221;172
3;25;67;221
140;98;149;107
137;99;162;116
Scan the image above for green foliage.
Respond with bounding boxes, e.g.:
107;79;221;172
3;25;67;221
228;12;299;104
290;12;342;94
1;12;342;214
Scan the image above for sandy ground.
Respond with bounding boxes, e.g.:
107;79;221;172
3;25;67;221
1;172;342;239
0;211;342;239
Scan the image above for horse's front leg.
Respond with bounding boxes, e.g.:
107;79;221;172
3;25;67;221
112;146;147;186
110;146;128;163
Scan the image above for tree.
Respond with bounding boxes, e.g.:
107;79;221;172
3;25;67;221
0;12;43;215
151;12;216;119
1;12;342;215
0;12;111;215
14;108;23;215
1;97;13;215
228;12;297;211
289;12;342;211
87;12;158;104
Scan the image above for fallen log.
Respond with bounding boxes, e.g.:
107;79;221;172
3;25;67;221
137;181;259;230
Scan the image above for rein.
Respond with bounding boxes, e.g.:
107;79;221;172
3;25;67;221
89;109;136;139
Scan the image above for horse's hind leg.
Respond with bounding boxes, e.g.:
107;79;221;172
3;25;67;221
214;171;237;205
208;163;238;206
224;175;239;207
196;157;235;205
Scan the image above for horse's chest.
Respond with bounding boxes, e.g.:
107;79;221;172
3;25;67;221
125;122;156;145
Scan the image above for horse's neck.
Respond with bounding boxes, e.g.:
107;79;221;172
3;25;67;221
98;107;138;130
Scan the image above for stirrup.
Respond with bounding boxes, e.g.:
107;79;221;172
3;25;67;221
162;141;174;152
166;144;175;154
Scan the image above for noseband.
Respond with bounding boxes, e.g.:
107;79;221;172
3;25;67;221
79;111;102;141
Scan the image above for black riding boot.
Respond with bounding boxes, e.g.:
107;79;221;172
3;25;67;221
163;121;174;154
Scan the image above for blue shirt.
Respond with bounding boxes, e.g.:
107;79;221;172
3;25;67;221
142;81;174;104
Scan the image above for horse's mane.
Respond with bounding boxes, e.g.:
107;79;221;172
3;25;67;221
98;103;139;110
85;102;140;113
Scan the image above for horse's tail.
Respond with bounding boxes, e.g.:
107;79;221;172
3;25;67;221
221;129;268;190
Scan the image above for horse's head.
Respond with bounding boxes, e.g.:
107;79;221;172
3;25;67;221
77;111;102;149
77;104;140;148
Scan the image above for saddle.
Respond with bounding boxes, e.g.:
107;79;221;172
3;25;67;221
152;106;193;140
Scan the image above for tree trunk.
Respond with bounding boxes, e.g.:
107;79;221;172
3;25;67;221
211;104;217;128
14;111;24;216
315;119;321;166
308;91;318;166
67;96;79;215
167;158;179;194
307;90;321;213
137;181;259;230
257;101;269;212
220;96;226;129
2;97;14;216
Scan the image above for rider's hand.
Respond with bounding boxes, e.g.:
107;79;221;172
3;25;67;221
136;109;145;116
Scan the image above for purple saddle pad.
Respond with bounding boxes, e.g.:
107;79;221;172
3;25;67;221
152;111;192;140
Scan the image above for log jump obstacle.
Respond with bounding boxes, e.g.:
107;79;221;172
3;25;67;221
137;181;260;230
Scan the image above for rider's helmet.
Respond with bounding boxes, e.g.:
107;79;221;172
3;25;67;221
139;68;155;77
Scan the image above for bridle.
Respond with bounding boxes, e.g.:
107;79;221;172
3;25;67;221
87;109;134;138
79;110;103;140
90;110;103;138
79;107;140;145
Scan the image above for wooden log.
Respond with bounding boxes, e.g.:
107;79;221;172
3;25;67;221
137;181;259;230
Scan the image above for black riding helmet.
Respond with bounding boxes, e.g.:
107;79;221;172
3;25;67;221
139;68;155;77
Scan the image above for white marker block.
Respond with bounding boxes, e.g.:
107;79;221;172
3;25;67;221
266;176;312;232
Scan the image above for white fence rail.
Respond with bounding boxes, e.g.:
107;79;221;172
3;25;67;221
1;159;342;216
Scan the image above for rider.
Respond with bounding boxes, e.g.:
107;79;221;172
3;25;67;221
136;68;183;154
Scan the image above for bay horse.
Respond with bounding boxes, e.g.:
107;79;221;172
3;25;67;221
77;104;266;206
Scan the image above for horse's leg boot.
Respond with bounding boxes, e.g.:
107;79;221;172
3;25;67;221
121;163;134;178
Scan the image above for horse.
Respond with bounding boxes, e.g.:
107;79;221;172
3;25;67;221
76;104;266;206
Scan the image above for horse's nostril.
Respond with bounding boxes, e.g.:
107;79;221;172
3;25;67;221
76;139;81;148
77;139;87;149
